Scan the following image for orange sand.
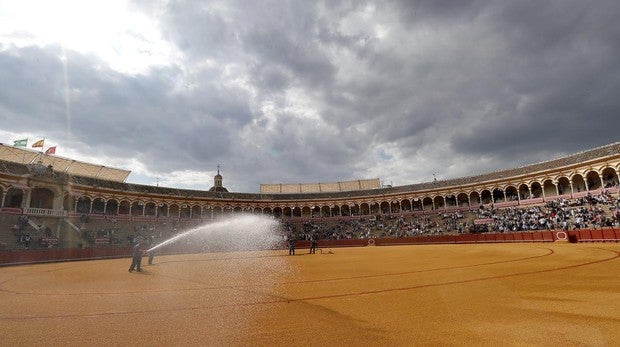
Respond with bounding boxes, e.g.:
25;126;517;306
1;243;619;346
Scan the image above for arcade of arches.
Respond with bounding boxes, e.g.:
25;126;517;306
2;166;618;219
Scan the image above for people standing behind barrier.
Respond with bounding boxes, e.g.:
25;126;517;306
128;243;143;272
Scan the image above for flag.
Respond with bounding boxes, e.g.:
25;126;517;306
45;146;56;155
32;139;44;148
13;138;28;147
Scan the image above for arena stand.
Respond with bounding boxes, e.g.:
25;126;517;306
1;142;620;264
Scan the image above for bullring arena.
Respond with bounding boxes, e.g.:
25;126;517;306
1;142;620;345
1;244;619;345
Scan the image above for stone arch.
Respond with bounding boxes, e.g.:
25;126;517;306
422;197;433;210
505;186;518;201
283;207;292;218
390;200;400;214
178;204;190;218
91;197;105;214
62;193;74;211
457;193;469;207
29;187;55;209
585;170;602;190
601;167;618;188
433;196;445;209
360;203;370;215
106;199;119;215
131;201;145;216
530;182;543;198
301;206;312;218
273;207;283;218
332;205;341;217
292;206;302;218
4;186;26;208
169;204;181;217
157;203;168;217
144;202;157;216
380;201;390;214
192;205;202;219
339;204;351;217
492;188;504;203
571;174;586;193
119;200;131;215
308;206;317;218
76;196;91;214
518;184;531;200
543;179;557;198
412;198;423;211
321;205;330;217
557;177;571;195
480;190;492;204
444;194;457;208
350;204;360;216
469;192;481;206
401;199;412;212
369;202;380;215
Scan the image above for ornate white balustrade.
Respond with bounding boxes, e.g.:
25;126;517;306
23;207;67;217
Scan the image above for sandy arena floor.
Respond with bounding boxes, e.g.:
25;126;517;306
1;243;619;346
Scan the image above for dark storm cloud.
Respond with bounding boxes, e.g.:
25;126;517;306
0;45;66;120
0;44;252;173
3;0;619;192
131;0;620;189
448;0;620;157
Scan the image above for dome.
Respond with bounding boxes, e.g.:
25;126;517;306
209;166;228;192
208;186;228;192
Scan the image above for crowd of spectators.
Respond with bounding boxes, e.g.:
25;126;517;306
477;192;620;233
284;212;472;241
3;190;618;251
7;215;58;248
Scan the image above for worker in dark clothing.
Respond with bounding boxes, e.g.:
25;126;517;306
309;239;318;254
128;243;143;272
288;238;295;255
147;237;155;265
147;248;155;265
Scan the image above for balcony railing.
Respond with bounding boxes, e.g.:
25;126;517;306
23;207;67;217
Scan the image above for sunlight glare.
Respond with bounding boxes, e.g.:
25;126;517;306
0;0;173;73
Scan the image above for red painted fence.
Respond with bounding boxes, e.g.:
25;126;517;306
2;228;618;266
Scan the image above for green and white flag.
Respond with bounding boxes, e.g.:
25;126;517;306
13;138;28;147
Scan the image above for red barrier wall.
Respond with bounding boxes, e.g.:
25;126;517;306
6;229;617;266
0;247;133;266
296;239;368;248
569;228;620;242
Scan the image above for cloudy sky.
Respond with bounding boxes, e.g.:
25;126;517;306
1;0;619;192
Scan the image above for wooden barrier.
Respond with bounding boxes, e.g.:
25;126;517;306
571;228;620;242
541;231;554;242
0;247;133;266
5;228;618;265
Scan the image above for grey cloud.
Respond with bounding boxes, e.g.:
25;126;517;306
0;45;249;174
3;0;620;192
